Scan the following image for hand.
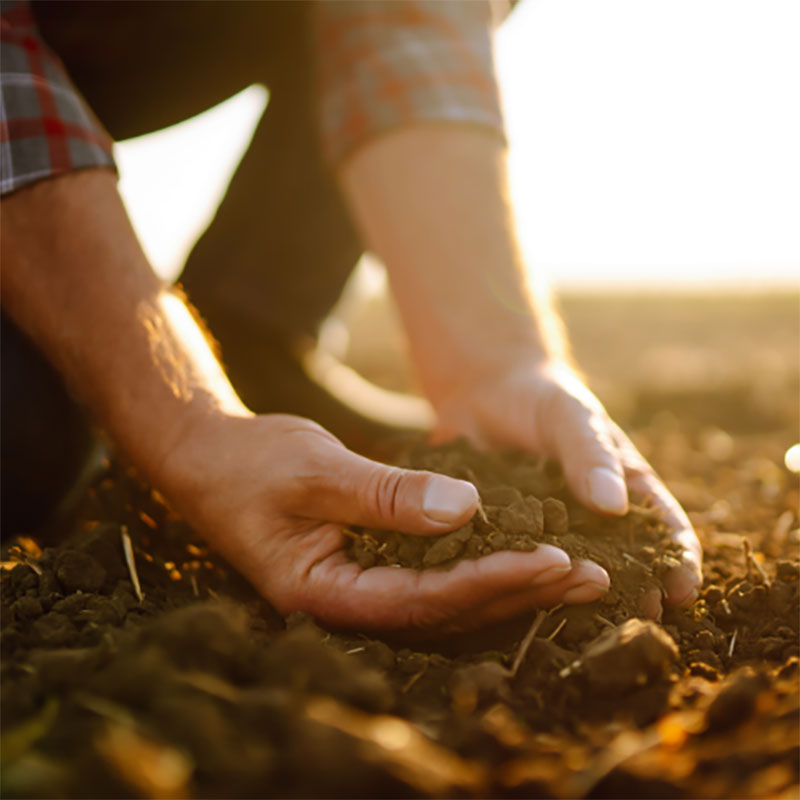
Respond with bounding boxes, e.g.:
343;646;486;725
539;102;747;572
433;359;703;617
157;412;611;632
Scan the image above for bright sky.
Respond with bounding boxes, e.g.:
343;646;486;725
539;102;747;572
116;0;800;290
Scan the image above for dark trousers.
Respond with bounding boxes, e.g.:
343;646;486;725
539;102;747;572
2;1;393;534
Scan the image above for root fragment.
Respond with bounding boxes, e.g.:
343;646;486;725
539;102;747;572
547;617;568;642
743;539;771;587
510;610;548;677
594;614;615;629
120;525;143;603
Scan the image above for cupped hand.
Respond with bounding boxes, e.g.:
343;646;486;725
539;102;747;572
157;412;609;632
433;359;702;617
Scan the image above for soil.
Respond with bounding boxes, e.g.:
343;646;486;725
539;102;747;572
2;295;798;800
348;438;683;623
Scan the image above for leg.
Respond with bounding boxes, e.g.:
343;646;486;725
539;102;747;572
1;315;98;534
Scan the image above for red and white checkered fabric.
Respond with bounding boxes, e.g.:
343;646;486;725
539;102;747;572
0;0;115;195
315;0;506;163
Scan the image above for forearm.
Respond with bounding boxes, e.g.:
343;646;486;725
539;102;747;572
1;170;248;483
338;126;567;408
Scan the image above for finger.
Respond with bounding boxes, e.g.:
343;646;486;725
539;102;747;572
623;467;702;608
550;397;629;516
607;423;702;609
443;559;611;632
300;543;575;630
640;588;664;621
293;438;480;535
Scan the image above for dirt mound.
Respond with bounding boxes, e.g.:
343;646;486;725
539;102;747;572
2;425;798;798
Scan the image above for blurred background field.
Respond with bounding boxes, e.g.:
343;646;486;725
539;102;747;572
316;273;798;432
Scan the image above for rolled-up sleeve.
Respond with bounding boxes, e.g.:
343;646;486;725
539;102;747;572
315;0;506;165
0;0;115;196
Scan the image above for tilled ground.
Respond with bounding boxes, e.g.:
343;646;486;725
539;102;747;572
1;393;798;800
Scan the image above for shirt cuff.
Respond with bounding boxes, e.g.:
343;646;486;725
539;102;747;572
0;0;116;196
315;0;506;165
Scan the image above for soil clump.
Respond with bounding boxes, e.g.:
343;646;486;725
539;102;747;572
1;417;798;799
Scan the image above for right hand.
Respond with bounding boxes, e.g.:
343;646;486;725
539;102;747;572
156;412;610;632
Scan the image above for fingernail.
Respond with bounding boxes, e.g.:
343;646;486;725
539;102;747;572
531;565;572;586
587;466;628;514
663;565;701;608
423;477;478;523
673;586;699;609
640;589;664;621
562;582;608;604
574;560;610;588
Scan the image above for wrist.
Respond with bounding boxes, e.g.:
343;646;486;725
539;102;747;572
423;337;559;413
140;400;253;501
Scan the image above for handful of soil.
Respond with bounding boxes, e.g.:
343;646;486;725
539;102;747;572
347;439;683;614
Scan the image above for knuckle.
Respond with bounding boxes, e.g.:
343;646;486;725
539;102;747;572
362;467;404;521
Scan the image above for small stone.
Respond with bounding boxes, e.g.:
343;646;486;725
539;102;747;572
55;550;107;594
543;498;569;535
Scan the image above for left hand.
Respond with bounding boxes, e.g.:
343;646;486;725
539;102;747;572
433;358;702;618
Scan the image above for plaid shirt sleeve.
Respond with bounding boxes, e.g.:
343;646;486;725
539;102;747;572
314;0;507;164
0;0;115;196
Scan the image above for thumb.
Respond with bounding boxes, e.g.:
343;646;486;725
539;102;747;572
303;443;480;534
552;404;629;516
